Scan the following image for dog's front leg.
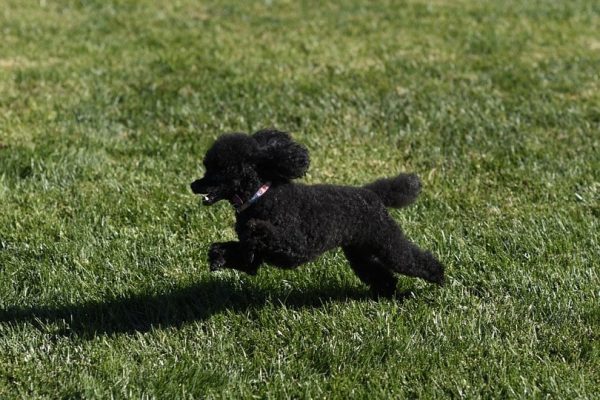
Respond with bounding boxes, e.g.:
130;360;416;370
243;219;279;250
208;241;260;275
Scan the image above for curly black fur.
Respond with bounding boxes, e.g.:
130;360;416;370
191;129;445;296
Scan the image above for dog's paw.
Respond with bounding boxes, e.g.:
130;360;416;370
370;280;398;299
208;244;226;271
426;257;445;286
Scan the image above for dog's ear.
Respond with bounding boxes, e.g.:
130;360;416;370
252;129;310;181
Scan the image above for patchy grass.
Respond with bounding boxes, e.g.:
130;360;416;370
1;0;599;398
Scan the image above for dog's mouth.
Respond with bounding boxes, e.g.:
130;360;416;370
196;192;243;207
191;179;245;207
191;179;222;205
198;192;218;205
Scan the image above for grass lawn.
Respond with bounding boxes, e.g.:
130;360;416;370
1;0;599;398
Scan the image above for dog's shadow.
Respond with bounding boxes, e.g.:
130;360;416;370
0;277;414;337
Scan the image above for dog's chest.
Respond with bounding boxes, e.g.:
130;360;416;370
234;200;289;235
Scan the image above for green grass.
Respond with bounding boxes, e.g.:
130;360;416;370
1;0;599;398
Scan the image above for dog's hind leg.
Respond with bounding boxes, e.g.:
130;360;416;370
371;222;445;285
343;246;398;297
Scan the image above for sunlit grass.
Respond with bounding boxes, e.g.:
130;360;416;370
1;0;598;398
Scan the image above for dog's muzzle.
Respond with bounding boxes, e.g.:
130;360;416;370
191;180;219;205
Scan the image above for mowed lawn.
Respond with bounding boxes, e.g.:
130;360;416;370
1;0;599;398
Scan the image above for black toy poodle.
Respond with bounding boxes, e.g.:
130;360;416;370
191;129;444;296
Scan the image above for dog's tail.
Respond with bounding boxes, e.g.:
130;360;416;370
364;173;421;208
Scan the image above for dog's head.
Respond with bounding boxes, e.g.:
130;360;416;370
190;129;309;206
